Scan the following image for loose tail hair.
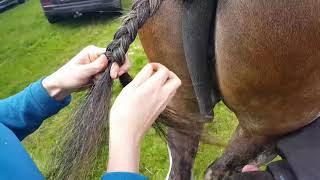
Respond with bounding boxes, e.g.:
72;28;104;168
48;0;163;179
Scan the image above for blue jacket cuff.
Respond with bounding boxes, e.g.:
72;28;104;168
30;78;71;116
101;172;148;180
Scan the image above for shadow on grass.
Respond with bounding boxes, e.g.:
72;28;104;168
52;12;123;28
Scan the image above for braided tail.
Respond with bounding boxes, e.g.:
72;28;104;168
106;0;162;65
48;0;163;179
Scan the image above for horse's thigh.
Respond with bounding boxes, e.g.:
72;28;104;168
138;0;199;114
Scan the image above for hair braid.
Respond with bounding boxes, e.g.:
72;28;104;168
48;0;163;179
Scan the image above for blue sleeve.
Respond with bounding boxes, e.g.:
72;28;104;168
101;172;149;180
0;78;71;140
0;123;44;180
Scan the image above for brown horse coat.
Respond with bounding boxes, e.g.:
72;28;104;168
216;0;320;136
139;0;320;179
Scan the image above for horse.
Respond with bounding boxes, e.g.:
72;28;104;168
50;0;320;179
138;0;320;179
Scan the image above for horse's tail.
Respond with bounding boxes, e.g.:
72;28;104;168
48;0;163;179
182;0;220;119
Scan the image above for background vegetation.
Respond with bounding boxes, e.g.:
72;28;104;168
0;0;238;179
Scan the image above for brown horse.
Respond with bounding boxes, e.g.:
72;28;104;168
138;0;320;179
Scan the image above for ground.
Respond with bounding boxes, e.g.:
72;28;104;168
0;0;237;179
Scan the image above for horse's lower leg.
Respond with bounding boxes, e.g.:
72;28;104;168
167;124;203;180
204;126;276;180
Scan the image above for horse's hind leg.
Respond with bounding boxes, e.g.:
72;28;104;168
167;124;204;180
138;1;212;179
204;126;276;180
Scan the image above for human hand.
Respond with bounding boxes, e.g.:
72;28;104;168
110;63;181;142
42;45;130;101
242;165;259;172
107;63;181;173
230;165;272;180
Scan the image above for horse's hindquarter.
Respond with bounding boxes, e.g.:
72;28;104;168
138;2;212;179
138;0;199;114
216;0;320;136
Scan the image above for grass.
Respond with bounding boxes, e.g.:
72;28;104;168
0;0;238;179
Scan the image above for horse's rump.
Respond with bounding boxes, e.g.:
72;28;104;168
216;0;320;135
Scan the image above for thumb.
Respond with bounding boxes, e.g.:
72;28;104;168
83;55;109;75
242;165;259;173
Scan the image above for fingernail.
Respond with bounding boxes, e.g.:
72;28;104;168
242;165;259;173
101;54;108;62
113;72;117;79
111;70;116;79
110;65;116;79
145;64;151;70
118;70;125;76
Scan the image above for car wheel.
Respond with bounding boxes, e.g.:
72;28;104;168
46;15;60;24
18;0;25;4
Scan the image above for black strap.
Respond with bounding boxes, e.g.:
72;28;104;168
267;160;297;180
182;0;220;119
276;117;320;180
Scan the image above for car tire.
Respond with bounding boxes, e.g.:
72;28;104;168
46;15;60;24
18;0;25;4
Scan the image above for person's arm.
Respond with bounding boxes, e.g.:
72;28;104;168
0;123;45;179
0;45;130;140
0;79;71;140
102;63;181;179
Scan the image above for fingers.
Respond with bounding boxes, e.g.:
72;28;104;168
139;63;170;91
118;54;131;76
157;72;181;112
129;64;154;87
159;89;177;113
77;45;105;64
95;47;106;57
85;52;131;79
242;165;259;173
161;71;182;96
80;45;130;78
88;46;105;61
81;46;129;77
110;54;131;79
84;55;108;74
110;63;120;79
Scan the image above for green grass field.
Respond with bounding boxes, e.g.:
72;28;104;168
0;0;238;179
